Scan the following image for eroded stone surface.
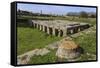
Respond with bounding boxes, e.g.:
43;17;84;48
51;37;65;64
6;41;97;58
56;38;81;59
17;48;50;64
31;20;90;37
17;37;83;64
71;25;96;38
35;48;50;56
46;41;59;50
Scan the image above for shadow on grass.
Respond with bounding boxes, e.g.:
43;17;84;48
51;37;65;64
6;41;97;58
17;21;34;28
77;46;84;54
17;18;33;28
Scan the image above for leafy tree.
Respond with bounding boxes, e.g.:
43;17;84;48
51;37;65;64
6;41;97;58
90;14;96;18
79;11;88;18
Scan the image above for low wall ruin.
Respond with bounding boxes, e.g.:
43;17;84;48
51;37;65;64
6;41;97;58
29;20;90;37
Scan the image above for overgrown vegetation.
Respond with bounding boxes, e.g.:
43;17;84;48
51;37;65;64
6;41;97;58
73;32;96;54
29;50;57;64
17;26;62;55
17;14;96;63
17;15;96;25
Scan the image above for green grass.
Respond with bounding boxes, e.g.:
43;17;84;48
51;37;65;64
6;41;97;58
29;50;57;64
73;31;96;54
71;26;96;61
17;27;62;55
17;16;97;63
29;50;69;64
17;15;96;25
65;17;96;25
79;53;96;61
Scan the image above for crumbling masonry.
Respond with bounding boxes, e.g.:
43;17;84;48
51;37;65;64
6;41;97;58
29;20;90;37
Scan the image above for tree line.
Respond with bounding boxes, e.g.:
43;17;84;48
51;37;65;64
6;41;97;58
17;9;96;18
67;11;96;18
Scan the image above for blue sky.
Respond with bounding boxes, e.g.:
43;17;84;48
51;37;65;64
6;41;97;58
17;3;96;15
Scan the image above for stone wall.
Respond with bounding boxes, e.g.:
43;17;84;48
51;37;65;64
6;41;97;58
29;20;90;37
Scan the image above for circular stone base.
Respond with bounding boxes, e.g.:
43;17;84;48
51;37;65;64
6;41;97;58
56;38;81;59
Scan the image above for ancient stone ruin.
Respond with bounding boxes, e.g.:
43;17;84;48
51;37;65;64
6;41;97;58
17;48;50;64
17;20;90;64
56;38;81;59
29;20;90;36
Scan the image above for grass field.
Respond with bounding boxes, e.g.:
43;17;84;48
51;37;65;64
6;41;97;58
17;15;96;25
73;32;96;54
17;26;62;55
17;16;97;64
73;28;96;61
29;50;57;64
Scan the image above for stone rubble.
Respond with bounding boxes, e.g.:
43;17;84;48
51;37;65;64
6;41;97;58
46;41;59;50
56;38;81;59
17;48;50;64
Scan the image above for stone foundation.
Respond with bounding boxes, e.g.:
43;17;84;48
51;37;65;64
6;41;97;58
29;20;90;36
